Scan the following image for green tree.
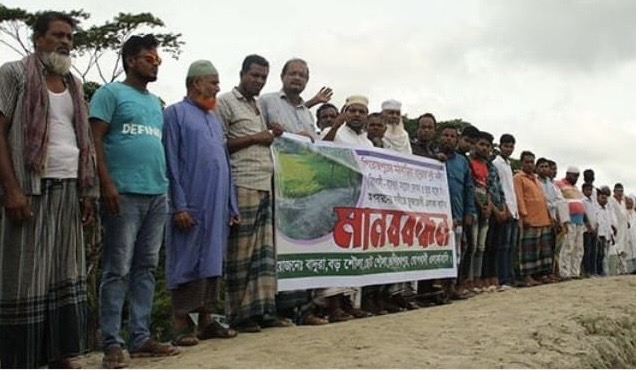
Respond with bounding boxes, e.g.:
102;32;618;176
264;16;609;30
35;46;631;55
404;115;474;148
0;4;184;99
0;4;184;348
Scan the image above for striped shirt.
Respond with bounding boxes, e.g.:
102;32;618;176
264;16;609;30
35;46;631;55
556;179;586;224
217;87;273;191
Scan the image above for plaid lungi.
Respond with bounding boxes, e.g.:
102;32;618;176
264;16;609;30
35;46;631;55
171;277;220;316
519;225;553;276
0;180;88;368
225;187;276;324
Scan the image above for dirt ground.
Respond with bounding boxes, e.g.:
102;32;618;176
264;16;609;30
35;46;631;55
77;275;636;368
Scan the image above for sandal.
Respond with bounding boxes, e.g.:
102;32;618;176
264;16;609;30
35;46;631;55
328;308;353;323
347;307;373;319
172;333;199;347
102;345;128;369
260;317;294;328
301;314;329;325
231;319;261;333
130;338;180;358
49;358;82;369
198;320;238;339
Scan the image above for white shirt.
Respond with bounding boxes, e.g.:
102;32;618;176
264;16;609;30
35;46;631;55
322;125;373;148
596;205;615;238
44;89;79;179
493;155;519;219
583;196;598;229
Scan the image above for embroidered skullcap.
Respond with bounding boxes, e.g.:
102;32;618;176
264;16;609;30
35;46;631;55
344;95;369;108
187;60;218;77
566;166;580;174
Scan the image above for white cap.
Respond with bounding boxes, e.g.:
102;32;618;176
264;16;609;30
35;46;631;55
381;99;402;111
566;166;580;174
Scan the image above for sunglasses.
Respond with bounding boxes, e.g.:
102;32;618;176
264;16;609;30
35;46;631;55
136;53;162;66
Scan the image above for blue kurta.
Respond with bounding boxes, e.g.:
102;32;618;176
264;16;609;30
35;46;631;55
163;98;239;290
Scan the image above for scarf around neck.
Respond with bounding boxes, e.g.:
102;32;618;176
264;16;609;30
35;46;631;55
21;53;96;192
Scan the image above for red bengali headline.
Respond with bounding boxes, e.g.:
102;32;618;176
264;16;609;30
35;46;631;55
333;207;450;250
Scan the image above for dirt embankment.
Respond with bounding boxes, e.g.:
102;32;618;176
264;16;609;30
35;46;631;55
78;275;636;368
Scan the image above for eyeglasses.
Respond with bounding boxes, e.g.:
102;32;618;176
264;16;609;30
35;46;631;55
136;53;162;66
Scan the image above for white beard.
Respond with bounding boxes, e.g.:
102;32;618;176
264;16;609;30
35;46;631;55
43;52;72;75
383;118;413;153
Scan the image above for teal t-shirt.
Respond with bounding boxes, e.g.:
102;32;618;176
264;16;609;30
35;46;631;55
89;82;167;194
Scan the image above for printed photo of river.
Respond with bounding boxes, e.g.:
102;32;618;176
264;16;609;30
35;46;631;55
273;137;363;241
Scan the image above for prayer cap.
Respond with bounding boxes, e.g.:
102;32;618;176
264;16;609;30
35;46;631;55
566;166;580;174
187;60;218;77
381;99;402;111
344;95;369;108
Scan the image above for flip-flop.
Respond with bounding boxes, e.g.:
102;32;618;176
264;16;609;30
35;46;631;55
198;320;237;339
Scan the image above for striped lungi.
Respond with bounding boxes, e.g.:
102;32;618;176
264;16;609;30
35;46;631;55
519;225;553;276
225;187;276;325
171;277;220;316
0;179;87;368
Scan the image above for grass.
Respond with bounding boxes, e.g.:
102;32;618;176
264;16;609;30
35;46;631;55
276;152;359;198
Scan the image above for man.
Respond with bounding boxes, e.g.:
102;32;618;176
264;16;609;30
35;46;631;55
536;158;568;282
457;125;480;156
513;151;553;287
163;60;241;346
583;169;598;205
596;187;615;276
439;125;476;299
90;35;179;367
217;54;287;333
624;195;636;273
555;166;586;279
0;12;98;369
259;58;329;326
318;95;373;321
411;113;438;159
492;134;518;289
321;95;373;147
364;111;418;312
410;113;453;301
456;124;479;291
316;103;338;135
608;183;628;275
467;130;506;292
260;58;317;139
547;160;558;181
482;135;507;291
381;99;412;153
366;112;388;148
582;182;599;276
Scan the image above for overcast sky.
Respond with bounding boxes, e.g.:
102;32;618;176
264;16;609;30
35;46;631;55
3;0;636;193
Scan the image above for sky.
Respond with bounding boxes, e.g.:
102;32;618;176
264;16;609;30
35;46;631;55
2;0;636;193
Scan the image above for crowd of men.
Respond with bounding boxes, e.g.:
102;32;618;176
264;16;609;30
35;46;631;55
0;12;635;369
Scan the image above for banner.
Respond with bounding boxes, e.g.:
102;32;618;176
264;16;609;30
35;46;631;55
273;134;456;291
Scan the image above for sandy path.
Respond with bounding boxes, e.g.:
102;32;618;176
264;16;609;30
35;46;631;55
78;275;636;368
